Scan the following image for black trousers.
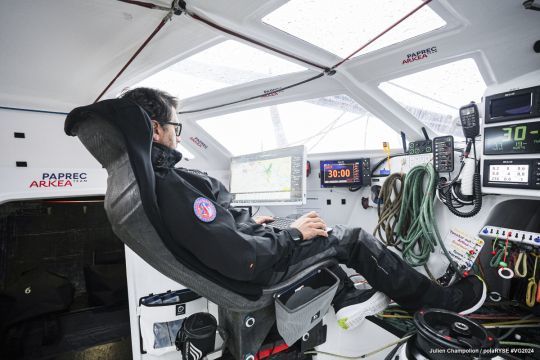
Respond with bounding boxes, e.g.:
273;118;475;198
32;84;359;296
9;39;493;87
267;225;448;310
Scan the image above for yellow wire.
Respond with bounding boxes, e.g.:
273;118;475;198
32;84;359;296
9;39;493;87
482;319;540;327
378;314;413;319
526;254;539;307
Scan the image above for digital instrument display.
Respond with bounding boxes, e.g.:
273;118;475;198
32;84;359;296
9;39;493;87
485;85;540;124
490;93;532;118
488;164;529;184
320;159;370;187
484;121;540;155
482;159;540;190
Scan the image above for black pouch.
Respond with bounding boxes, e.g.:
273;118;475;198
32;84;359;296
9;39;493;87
176;312;217;360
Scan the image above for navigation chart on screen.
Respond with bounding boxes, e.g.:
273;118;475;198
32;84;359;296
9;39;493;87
230;157;291;193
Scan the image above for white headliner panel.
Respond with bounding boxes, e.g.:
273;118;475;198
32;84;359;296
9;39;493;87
0;0;160;109
0;0;221;110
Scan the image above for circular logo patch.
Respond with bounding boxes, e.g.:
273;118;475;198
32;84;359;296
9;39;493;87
193;197;216;222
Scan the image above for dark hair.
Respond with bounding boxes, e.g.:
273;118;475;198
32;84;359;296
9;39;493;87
120;87;178;124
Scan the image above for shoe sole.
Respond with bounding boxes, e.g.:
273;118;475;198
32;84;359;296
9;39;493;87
336;291;390;330
458;276;487;315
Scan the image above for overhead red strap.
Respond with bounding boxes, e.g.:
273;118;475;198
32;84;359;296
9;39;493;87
94;11;172;103
188;12;329;71
117;0;169;11
332;0;433;69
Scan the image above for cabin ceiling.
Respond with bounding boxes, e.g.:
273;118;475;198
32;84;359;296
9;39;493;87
0;0;539;129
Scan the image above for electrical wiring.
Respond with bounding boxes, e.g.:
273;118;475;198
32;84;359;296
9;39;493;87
499;341;540;349
485;324;540;329
482;319;540;327
370;153;407;176
378;314;413;319
496;314;536;340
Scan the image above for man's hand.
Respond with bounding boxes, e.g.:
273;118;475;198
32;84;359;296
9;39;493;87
253;215;274;225
290;211;328;240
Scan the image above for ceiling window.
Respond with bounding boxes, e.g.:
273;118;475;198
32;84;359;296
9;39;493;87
379;58;487;138
263;0;446;58
197;95;402;156
132;40;306;99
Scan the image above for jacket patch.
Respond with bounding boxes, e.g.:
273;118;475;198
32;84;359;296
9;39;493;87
193;197;217;222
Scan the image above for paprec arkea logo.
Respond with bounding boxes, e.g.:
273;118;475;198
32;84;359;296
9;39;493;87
29;172;88;188
402;46;437;64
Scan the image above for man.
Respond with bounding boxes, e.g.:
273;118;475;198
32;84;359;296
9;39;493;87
119;87;486;330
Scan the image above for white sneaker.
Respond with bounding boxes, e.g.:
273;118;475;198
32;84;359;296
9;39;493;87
334;289;390;330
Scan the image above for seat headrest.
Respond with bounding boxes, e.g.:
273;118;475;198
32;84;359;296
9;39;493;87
65;98;153;169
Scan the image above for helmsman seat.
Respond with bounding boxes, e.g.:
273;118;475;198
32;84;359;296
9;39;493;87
66;102;335;360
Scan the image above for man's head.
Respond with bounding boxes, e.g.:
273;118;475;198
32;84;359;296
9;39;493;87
120;87;180;149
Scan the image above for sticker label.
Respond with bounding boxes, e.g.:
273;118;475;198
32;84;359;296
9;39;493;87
193;197;217;223
176;304;186;316
444;228;485;270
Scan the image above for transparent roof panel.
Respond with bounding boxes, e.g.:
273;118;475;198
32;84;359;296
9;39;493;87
263;0;446;58
132;40;306;99
379;58;486;138
197;95;402;156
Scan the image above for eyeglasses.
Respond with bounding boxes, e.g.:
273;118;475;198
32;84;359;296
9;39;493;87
162;121;182;136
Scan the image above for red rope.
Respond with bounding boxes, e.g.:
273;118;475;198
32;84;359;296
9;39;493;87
117;0;169;10
502;232;511;265
332;0;433;69
94;13;171;103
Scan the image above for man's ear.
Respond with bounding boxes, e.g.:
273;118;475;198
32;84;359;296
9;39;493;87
151;120;160;141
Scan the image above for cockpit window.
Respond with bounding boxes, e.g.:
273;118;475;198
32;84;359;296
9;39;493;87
197;95;402;156
133;40;306;100
378;58;486;138
262;0;446;58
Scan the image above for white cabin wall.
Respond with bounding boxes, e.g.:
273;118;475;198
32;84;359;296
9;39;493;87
0;108;107;204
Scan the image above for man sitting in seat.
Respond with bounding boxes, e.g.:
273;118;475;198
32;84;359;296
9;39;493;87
119;87;486;330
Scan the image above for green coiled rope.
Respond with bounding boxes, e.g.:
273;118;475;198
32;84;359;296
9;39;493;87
395;164;458;274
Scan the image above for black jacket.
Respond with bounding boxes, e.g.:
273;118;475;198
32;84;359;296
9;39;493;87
65;99;300;299
151;142;300;284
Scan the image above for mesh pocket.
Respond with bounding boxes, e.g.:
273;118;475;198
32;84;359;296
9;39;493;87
275;268;338;345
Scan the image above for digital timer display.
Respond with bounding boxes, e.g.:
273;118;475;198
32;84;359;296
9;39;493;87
484;121;540;155
320;159;366;187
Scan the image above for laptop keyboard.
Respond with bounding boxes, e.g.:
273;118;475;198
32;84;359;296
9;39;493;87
267;217;296;230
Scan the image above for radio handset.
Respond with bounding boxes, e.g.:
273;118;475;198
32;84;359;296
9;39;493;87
438;101;482;219
459;102;480;139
